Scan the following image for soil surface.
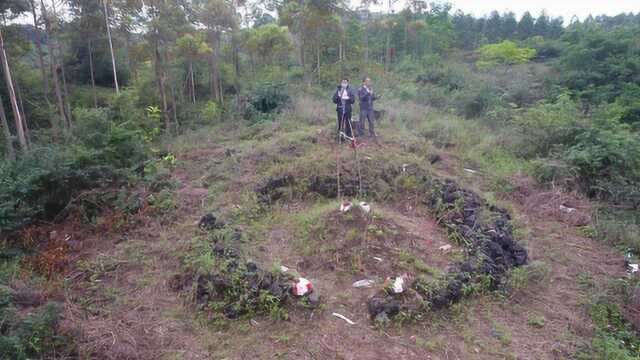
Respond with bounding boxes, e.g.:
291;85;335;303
52;126;627;360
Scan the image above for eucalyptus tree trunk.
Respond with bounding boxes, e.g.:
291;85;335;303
208;30;222;103
51;0;72;129
14;80;30;147
188;61;196;104
28;0;49;103
231;0;241;110
154;44;170;131
364;24;369;63
88;39;98;107
0;94;15;161
39;0;65;138
103;0;119;94
0;29;27;151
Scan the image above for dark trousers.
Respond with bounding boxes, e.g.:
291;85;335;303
337;109;353;138
358;109;376;136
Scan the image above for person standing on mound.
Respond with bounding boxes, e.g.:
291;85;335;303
333;78;356;140
357;77;379;137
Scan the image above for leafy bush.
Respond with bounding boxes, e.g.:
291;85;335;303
563;119;640;192
476;41;536;69
0;254;71;359
0;302;70;360
510;95;585;158
415;64;467;91
0;101;150;233
201;101;221;123
71;107;148;169
576;301;640;360
559;24;640;104
245;82;290;121
455;87;493;118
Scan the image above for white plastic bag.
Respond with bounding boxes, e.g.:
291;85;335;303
293;277;313;296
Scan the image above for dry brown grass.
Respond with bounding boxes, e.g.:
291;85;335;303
509;174;592;226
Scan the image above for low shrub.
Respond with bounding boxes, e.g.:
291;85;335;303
244;82;290;122
1;101;150;234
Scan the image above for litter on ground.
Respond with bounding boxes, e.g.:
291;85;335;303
359;202;371;213
352;279;376;288
439;244;452;252
340;201;353;213
559;205;577;214
391;275;407;294
332;312;356;325
292;278;313;296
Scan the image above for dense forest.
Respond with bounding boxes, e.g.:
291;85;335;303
1;0;640;358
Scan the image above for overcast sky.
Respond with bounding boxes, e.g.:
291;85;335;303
353;0;639;22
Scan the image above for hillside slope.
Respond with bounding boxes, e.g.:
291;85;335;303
44;98;635;360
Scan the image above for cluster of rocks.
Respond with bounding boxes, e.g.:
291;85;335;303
255;174;366;204
183;214;319;319
368;178;528;320
255;175;295;204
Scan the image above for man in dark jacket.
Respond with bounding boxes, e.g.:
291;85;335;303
357;77;379;137
333;78;356;140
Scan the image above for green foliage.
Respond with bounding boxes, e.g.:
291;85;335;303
0;302;70;359
477;41;536;69
592;209;640;253
245;82;290;122
527;315;546;328
563;118;640;190
176;33;212;59
244;24;293;66
201;101;221;122
71;107;148;169
576;301;640;359
511;95;585;158
0;254;71;359
560;23;640;104
1;98;150;233
507;261;551;291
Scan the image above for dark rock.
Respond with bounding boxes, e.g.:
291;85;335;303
223;304;242;319
375;312;390;323
195;275;213;303
226;259;239;273
199;213;224;231
427;154;442;164
246;262;258;273
212;244;225;257
256;175;295;203
368;295;400;318
212;245;239;259
443;190;457;204
268;281;287;301
307;291;321;307
231;231;242;242
260;272;274;290
211;274;233;292
459;224;475;238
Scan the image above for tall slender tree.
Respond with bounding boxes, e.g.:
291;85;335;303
103;0;119;93
50;0;72;128
0;28;27;151
39;0;66;137
0;93;15;160
28;0;49;103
